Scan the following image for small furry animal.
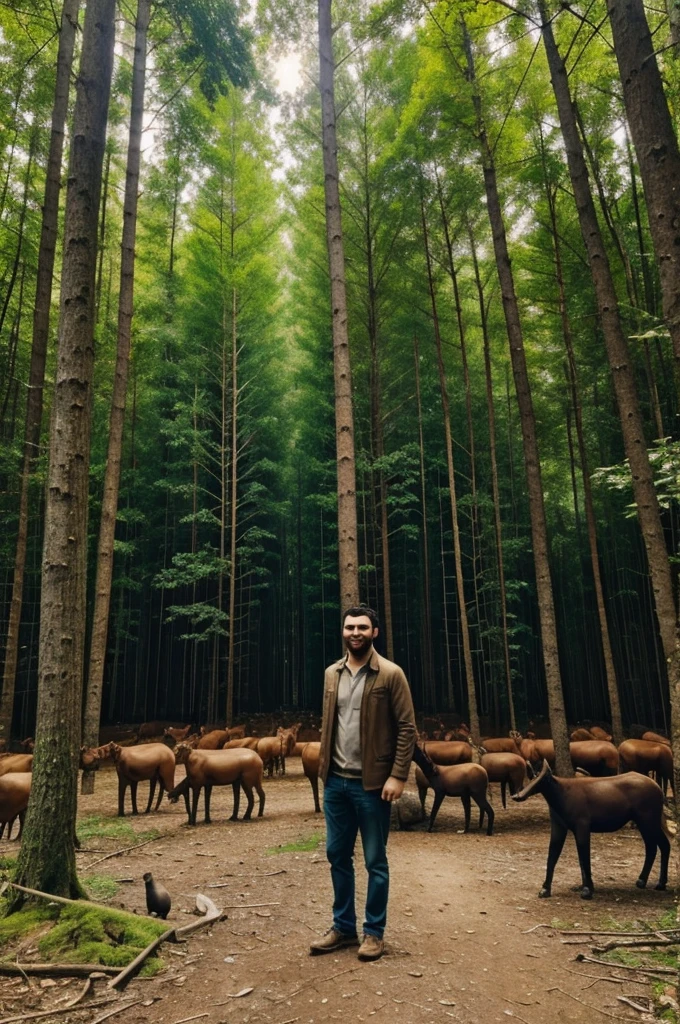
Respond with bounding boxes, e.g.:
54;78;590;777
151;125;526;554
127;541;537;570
143;871;171;919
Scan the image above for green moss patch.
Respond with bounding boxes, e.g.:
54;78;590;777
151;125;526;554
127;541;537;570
82;874;119;901
267;833;324;855
38;905;167;974
0;900;167;976
76;815;136;844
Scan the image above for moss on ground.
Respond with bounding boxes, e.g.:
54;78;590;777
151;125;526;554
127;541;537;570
267;833;324;855
76;815;136;844
0;897;167;976
82;874;119;901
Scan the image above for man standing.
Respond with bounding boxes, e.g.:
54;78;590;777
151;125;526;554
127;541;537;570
310;606;416;962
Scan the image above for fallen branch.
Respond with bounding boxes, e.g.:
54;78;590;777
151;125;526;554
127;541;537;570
575;953;677;976
0;964;119;977
90;1000;145;1024
521;923;552;934
85;830;180;870
0;995;117;1024
593;937;677;953
547;985;652;1021
5;882;146;927
171;1015;209;1024
617;996;652;1014
560;928;679;937
108;893;222;990
221;901;280;909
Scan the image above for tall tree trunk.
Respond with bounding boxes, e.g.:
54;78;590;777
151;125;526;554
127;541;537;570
606;0;680;376
421;193;480;739
467;221;516;732
0;0;80;747
413;335;434;710
538;1;677;731
226;284;238;727
462;17;571;774
540;162;625;746
81;0;151;793
11;0;116;904
318;0;359;611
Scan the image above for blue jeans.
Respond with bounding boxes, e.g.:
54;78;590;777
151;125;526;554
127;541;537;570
323;773;392;938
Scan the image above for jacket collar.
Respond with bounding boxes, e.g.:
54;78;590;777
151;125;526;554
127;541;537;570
333;647;380;673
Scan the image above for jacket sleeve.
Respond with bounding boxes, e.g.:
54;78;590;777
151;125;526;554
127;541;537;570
389;669;416;780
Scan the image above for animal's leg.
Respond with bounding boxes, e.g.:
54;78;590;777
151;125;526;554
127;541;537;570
574;826;594;898
461;793;471;832
16;811;25;840
309;773;320;813
190;785;201;826
654;829;670;890
281;755;286;776
118;777;127;817
145;777;157;813
428;789;445;832
540;817;568;897
478;796;494;836
204;784;212;824
130;781;139;816
154;776;165;811
256;780;265;817
501;780;507;810
242;781;255;820
635;828;658;889
230;780;240;820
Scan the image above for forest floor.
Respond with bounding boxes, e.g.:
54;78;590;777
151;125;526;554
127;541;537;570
0;761;677;1024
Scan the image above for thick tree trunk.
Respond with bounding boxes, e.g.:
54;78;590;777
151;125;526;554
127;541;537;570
467;221;516;732
0;0;79;747
538;3;677;663
318;0;359;611
82;0;151;794
462;17;571;775
10;0;116;905
413;335;434;710
607;0;680;375
421;194;480;740
226;285;238;727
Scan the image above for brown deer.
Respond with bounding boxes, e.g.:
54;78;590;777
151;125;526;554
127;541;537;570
512;760;670;899
414;745;494;835
170;743;265;824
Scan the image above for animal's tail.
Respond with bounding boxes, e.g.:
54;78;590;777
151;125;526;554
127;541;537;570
167;776;189;803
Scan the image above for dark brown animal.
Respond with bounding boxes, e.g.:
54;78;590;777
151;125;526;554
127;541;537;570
479;736;522;756
0;772;31;840
479;751;526;808
0;754;33;777
512;760;670;899
641;731;671;747
144;871;171;919
511;736;619;776
415;746;494;835
197;729;230;750
79;742;115;770
301;741;321;813
570;728;595;741
136;721;176;742
108;742;176;816
170;744;265;824
421;741;472;767
588;726;612;742
618;740;673;795
223;737;259;750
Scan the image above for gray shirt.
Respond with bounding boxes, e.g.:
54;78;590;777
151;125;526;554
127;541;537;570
331;660;370;774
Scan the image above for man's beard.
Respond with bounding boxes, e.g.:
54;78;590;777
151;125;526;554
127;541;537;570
344;635;373;657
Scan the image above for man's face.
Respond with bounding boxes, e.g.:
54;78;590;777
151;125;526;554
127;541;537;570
343;615;378;657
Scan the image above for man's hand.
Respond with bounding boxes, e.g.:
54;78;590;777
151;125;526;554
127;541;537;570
381;776;405;802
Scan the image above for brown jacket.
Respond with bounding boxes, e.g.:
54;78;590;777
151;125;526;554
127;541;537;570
319;649;416;791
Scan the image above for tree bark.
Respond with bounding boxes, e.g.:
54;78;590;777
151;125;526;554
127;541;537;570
10;0;116;905
413;335;434;710
467;220;516;732
0;0;79;747
607;0;680;376
81;0;151;794
421;193;480;740
318;0;360;611
462;17;571;774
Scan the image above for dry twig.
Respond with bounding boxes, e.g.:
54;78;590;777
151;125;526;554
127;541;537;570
547;985;648;1021
171;1015;209;1024
90;1000;144;1024
575;953;677;976
0;995;116;1024
0;964;118;977
85;829;180;869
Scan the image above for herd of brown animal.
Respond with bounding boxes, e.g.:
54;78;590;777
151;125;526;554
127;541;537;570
0;718;673;901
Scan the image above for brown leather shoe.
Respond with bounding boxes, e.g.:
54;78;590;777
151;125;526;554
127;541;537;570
309;927;359;955
357;933;384;961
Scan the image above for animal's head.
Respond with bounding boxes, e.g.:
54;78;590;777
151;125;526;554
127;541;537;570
412;743;440;780
174;742;192;764
143;872;153;884
109;743;122;763
512;759;551;801
80;746;99;770
509;730;522;743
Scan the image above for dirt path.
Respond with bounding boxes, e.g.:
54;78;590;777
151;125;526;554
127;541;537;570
1;763;676;1023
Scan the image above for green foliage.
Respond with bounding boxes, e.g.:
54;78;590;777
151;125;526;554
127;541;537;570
76;817;136;844
82;875;120;901
37;905;167;973
266;834;325;855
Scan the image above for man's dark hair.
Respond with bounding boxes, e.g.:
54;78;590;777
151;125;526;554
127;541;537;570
342;605;379;630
